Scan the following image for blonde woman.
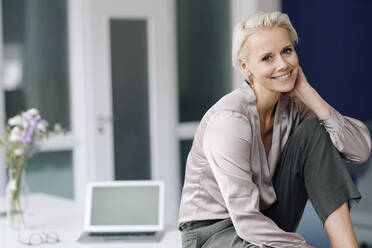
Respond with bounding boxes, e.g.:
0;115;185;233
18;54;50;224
178;11;371;248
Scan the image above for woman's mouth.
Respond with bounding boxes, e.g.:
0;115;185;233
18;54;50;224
271;69;293;81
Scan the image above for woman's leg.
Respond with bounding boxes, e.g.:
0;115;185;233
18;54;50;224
263;118;360;246
324;202;358;247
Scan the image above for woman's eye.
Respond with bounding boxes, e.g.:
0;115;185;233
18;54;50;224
283;48;292;54
262;56;272;61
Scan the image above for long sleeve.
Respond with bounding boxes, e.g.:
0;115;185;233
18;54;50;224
203;111;312;248
296;100;371;163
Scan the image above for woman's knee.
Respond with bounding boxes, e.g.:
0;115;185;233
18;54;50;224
290;118;330;147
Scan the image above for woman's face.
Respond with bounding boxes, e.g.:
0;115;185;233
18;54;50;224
240;27;299;94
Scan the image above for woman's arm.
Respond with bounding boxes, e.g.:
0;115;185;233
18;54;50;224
286;66;371;163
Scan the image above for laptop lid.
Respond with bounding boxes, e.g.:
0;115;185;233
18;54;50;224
84;180;164;233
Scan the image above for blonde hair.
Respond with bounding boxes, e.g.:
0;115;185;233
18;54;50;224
232;11;298;70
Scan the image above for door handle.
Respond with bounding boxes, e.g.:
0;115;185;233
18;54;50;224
97;115;113;133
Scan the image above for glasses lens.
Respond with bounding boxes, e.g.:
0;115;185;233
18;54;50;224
30;234;44;245
18;233;43;246
45;231;60;243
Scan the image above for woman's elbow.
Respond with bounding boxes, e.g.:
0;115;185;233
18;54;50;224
348;145;371;164
361;144;372;163
361;134;372;163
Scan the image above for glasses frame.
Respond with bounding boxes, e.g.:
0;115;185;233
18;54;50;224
18;231;60;246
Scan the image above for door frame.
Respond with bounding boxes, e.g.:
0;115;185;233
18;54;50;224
82;0;180;225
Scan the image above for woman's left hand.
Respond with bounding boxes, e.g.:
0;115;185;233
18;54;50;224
284;66;311;99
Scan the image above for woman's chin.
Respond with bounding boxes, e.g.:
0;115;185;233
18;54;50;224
277;80;296;93
285;83;296;92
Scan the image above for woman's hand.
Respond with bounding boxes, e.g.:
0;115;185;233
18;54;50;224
284;66;311;99
284;65;331;119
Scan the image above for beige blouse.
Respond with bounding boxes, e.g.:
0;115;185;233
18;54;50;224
178;82;371;248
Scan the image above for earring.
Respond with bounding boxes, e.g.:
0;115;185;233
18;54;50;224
246;74;253;83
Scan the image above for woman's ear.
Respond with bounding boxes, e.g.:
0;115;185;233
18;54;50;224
239;59;253;82
239;59;250;75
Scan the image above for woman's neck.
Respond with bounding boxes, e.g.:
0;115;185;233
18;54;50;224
249;83;280;128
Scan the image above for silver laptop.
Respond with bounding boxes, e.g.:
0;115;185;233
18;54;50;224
78;180;164;243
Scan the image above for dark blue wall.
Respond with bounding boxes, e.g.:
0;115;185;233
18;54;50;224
283;0;372;122
282;2;372;247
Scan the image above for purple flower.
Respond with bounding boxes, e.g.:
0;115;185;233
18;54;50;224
21;132;32;144
3;108;64;167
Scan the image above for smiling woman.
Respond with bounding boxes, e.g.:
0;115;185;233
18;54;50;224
178;11;371;248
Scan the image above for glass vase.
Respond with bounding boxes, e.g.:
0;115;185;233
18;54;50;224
6;168;29;230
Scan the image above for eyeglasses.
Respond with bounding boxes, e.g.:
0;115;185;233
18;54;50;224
18;231;60;246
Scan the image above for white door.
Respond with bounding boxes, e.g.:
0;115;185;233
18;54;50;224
85;0;180;224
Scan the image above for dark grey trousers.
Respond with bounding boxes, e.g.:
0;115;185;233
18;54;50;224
180;118;361;248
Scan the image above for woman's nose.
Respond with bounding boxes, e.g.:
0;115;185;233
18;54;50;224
276;56;290;70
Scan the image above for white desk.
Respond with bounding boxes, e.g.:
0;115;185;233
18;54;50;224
0;193;181;248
